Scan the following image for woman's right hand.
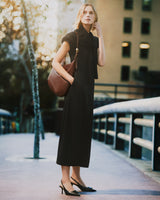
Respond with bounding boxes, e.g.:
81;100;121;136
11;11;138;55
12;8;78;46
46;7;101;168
70;77;74;85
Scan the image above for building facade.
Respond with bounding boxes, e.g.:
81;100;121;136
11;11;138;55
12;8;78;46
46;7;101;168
94;0;160;99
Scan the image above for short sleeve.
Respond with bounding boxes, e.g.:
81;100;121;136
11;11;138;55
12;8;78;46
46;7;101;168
61;31;76;60
93;36;99;79
94;36;99;49
96;37;99;49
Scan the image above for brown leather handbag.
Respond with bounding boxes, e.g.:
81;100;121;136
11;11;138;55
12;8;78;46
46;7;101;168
48;32;79;97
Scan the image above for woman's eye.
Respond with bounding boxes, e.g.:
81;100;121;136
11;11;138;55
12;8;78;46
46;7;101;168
83;10;94;15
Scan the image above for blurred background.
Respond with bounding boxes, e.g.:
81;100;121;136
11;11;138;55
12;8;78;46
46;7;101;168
0;0;160;134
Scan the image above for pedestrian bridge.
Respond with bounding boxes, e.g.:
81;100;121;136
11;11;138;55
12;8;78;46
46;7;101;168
0;133;160;200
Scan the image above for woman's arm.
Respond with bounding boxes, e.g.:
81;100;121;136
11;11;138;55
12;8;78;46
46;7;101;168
94;22;106;66
52;41;74;85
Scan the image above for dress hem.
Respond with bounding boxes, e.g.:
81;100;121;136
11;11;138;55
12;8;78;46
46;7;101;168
56;161;89;168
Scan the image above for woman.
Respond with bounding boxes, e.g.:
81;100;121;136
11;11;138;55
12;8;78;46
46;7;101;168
52;3;105;196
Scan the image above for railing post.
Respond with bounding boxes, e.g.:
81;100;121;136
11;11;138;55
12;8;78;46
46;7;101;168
3;119;6;134
0;117;2;135
152;114;160;171
99;115;106;142
114;85;118;101
104;114;113;144
129;114;142;158
113;113;124;150
6;117;10;133
104;114;108;144
92;115;97;139
97;116;101;141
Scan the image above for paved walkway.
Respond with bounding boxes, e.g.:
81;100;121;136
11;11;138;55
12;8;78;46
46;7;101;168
0;133;160;200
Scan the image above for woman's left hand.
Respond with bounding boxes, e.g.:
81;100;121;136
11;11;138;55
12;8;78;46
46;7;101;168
93;22;105;66
93;22;103;38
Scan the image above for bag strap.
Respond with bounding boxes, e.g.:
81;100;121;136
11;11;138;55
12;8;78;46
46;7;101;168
74;31;79;60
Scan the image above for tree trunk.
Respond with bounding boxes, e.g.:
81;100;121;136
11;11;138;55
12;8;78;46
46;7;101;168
21;0;41;158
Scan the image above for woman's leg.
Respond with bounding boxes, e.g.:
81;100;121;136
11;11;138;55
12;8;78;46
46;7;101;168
61;166;75;192
71;166;86;186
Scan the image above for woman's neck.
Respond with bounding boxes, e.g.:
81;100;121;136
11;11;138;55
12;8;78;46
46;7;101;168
82;24;91;33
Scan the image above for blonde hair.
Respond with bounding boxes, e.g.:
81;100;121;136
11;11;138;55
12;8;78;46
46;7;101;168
74;4;98;30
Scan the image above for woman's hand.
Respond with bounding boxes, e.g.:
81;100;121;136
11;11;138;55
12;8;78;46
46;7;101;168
93;22;103;38
93;22;106;66
70;77;74;85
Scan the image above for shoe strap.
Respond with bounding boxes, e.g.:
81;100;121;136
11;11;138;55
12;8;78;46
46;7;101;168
71;177;80;185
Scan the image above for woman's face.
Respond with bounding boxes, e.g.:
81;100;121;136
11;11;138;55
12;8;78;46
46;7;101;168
80;6;95;26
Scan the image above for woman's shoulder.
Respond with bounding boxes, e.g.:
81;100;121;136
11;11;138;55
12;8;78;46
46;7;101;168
62;31;76;44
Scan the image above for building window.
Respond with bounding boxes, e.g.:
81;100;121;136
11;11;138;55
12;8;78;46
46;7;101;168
142;0;152;11
139;42;150;59
141;19;150;34
121;65;130;81
139;66;148;79
124;18;132;33
122;41;131;57
124;0;133;9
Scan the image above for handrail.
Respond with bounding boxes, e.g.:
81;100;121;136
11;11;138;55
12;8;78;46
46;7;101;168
93;97;160;171
94;83;160;99
95;83;160;88
94;96;160;114
0;109;11;117
0;109;11;134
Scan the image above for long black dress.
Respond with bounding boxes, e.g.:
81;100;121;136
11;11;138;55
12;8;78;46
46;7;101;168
56;24;99;168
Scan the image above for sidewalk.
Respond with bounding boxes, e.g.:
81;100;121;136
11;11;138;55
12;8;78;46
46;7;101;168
0;133;160;200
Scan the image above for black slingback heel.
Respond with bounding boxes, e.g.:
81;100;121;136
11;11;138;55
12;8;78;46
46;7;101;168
71;177;96;192
59;180;80;196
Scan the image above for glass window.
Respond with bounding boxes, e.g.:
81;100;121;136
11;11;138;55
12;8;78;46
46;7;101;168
141;19;150;34
124;18;132;33
142;0;152;11
121;65;130;81
139;42;150;58
122;41;131;57
139;66;148;78
124;0;133;9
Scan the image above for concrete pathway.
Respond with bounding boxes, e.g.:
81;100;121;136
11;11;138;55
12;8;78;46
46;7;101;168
0;133;160;200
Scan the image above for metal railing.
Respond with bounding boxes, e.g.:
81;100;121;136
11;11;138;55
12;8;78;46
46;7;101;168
0;109;11;134
94;83;160;100
93;97;160;171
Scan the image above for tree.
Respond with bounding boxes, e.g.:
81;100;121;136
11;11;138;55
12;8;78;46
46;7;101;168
21;0;43;158
0;0;82;157
0;0;57;110
0;0;32;128
0;0;46;158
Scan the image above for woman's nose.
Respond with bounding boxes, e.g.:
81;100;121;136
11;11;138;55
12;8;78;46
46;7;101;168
86;12;90;16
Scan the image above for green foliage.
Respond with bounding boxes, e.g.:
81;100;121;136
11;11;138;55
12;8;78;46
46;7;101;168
67;0;72;5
